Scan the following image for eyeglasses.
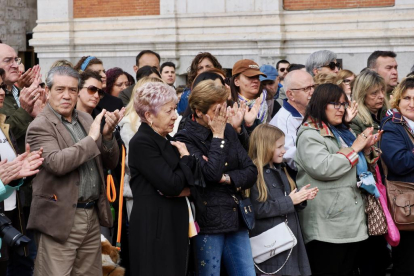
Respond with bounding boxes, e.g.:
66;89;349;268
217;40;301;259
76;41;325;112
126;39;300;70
83;85;105;99
0;83;7;91
279;68;287;73
290;85;315;93
329;102;348;110
321;62;341;71
114;82;130;88
2;57;21;67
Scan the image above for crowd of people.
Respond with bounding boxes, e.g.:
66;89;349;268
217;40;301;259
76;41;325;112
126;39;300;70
0;40;413;276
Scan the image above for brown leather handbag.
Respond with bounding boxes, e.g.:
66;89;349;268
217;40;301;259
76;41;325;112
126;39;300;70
381;120;414;231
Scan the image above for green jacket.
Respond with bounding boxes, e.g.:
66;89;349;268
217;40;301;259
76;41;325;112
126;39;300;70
0;86;33;153
295;119;378;244
350;106;387;136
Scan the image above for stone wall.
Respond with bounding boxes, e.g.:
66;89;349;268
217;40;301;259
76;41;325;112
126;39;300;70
0;0;37;52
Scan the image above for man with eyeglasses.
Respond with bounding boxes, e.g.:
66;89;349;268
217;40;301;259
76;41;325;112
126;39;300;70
269;70;315;176
367;50;398;100
26;66;120;276
0;44;41;153
306;50;340;77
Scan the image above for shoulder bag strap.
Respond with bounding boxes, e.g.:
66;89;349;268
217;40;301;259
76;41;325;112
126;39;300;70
379;117;393;178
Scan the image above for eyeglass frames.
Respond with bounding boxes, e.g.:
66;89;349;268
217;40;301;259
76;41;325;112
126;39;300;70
290;85;315;93
329;102;348;110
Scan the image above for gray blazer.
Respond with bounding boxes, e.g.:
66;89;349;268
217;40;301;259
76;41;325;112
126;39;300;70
249;163;311;276
25;105;119;242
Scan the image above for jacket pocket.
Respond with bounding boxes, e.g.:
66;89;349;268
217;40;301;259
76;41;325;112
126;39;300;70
34;194;58;202
326;192;344;219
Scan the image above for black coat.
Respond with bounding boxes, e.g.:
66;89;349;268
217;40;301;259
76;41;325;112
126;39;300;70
128;123;195;276
175;117;257;234
249;163;311;275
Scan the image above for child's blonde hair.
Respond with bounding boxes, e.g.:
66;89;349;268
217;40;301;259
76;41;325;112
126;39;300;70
247;124;287;202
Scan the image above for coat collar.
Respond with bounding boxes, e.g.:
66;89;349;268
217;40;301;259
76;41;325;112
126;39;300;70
183;115;213;141
43;104;93;147
139;122;174;146
302;117;334;138
282;99;302;118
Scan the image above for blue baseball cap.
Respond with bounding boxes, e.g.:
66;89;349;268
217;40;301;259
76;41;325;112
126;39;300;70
259;65;278;82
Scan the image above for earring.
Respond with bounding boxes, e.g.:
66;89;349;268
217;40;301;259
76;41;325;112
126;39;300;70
150;121;153;127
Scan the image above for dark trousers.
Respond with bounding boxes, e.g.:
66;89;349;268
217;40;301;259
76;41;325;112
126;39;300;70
392;231;414;276
306;240;362;276
356;235;390;276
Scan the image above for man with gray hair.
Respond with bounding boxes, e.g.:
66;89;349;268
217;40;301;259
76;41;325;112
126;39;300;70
269;70;315;173
305;50;340;77
26;66;120;276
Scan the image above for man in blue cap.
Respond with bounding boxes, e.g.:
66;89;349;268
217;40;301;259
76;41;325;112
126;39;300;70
259;64;281;122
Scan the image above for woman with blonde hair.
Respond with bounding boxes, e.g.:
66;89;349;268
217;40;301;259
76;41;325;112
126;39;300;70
351;69;389;136
119;77;165;218
248;124;317;276
335;69;356;100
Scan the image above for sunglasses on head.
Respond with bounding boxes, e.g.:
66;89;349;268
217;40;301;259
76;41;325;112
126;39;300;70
0;83;7;91
322;61;341;71
83;85;105;99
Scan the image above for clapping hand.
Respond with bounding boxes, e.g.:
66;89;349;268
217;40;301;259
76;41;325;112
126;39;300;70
244;95;262;127
0;144;44;184
102;109;121;140
19;69;43;117
16;65;40;89
345;100;358;123
227;102;246;133
289;184;318;205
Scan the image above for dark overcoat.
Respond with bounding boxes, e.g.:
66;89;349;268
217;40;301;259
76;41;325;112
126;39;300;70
128;122;195;276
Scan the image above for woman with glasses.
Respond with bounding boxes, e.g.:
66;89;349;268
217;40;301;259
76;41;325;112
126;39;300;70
295;83;381;276
335;70;356;100
351;69;389;136
105;67;131;97
76;70;105;115
305;50;341;77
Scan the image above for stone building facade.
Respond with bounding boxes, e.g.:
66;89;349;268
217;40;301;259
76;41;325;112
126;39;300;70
30;0;414;83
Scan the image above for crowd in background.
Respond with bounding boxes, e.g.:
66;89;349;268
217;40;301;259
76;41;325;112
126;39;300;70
0;40;414;276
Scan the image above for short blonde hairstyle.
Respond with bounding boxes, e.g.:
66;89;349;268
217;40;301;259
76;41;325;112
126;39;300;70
134;82;178;124
353;69;388;125
335;69;355;86
390;75;414;110
189;80;228;114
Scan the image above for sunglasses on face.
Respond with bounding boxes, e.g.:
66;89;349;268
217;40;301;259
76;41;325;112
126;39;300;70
0;83;7;91
83;85;105;99
279;68;287;73
322;62;341;71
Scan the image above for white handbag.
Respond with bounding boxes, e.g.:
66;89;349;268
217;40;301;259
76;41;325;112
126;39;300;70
250;217;297;275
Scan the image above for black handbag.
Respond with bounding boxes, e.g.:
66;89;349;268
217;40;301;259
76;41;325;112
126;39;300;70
192;155;206;188
232;194;255;230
